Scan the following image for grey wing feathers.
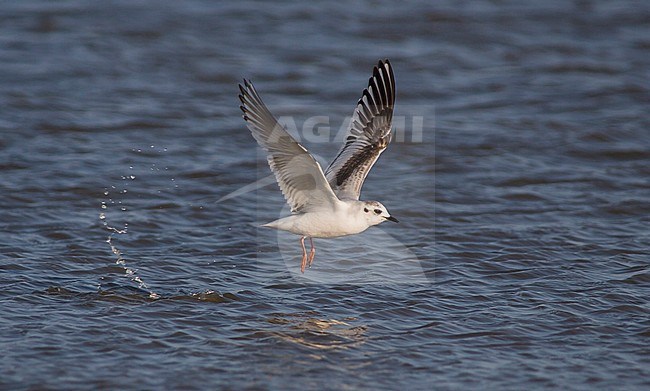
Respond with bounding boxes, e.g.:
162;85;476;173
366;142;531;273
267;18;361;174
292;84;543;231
238;80;339;213
324;59;395;200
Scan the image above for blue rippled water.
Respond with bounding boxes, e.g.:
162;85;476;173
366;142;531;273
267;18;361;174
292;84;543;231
1;1;649;389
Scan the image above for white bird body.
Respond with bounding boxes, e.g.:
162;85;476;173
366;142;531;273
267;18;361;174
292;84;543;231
238;59;398;272
262;199;380;238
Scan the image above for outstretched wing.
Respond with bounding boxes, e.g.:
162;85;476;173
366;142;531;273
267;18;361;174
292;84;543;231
239;79;339;213
324;59;395;200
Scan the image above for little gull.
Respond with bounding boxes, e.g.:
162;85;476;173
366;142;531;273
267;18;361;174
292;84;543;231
238;59;398;273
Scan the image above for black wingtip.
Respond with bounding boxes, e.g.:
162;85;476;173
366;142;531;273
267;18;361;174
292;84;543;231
372;59;393;86
238;80;254;107
375;59;389;72
238;79;254;95
376;58;395;106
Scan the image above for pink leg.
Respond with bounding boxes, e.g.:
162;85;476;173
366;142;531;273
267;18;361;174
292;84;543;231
300;236;307;273
308;237;316;267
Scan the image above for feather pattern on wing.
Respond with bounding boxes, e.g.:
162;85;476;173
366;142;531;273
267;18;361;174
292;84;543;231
324;59;395;200
239;80;339;213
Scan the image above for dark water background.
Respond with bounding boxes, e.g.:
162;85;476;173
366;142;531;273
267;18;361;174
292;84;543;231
1;1;649;389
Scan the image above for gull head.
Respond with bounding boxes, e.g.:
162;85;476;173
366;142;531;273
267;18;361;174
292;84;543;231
359;201;398;226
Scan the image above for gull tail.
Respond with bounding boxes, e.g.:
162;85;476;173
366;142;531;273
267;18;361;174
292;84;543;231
260;216;296;232
261;220;280;229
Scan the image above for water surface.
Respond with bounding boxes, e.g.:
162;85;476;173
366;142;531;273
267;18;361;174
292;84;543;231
1;1;649;389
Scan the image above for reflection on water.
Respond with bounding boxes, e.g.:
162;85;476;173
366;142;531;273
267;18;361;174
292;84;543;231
1;0;649;389
266;312;367;350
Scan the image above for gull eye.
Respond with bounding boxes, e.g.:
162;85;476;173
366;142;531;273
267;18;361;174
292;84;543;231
374;209;381;214
364;208;369;213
